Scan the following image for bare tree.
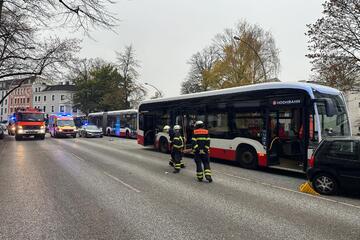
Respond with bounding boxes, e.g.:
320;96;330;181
307;0;360;90
0;0;118;105
116;45;146;108
0;0;117;33
310;56;359;92
181;45;219;94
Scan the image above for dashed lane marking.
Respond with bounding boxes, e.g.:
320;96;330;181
69;152;85;161
104;171;141;193
215;170;360;210
68;150;141;193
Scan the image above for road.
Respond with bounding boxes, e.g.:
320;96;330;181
0;135;360;240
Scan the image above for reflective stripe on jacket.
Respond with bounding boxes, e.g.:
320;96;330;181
192;128;210;154
172;132;184;150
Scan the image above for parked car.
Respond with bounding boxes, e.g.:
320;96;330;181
307;137;360;195
78;124;103;138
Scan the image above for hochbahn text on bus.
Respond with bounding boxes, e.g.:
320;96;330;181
137;82;351;172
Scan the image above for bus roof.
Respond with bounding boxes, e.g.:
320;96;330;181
88;112;104;116
140;82;341;105
107;109;137;115
89;109;137;116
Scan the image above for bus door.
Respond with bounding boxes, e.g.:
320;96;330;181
267;99;306;167
139;112;157;146
176;108;205;148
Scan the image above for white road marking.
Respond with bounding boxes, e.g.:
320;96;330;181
68;150;141;193
55;137;360;209
215;170;360;210
69;152;85;161
104;171;141;193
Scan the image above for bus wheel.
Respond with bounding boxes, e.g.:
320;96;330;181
237;146;258;169
159;137;169;153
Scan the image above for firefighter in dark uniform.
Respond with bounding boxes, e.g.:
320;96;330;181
192;120;212;182
167;125;175;167
172;125;184;173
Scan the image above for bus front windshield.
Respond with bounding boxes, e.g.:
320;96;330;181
315;93;350;138
58;120;75;127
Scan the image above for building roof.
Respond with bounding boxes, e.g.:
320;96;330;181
43;84;76;92
140;82;341;105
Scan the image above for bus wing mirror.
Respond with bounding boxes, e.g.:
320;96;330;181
314;98;337;117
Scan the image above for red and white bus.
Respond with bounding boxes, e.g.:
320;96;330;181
137;82;351;171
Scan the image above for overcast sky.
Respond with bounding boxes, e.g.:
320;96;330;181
76;0;324;98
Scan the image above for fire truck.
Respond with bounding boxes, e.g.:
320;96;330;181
11;108;46;141
48;114;77;138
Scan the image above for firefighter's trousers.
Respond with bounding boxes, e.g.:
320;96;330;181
194;153;211;180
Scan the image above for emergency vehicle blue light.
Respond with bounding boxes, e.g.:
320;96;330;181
56;113;73;117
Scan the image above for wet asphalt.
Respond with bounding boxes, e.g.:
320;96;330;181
0;135;360;240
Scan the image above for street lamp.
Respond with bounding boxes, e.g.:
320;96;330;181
144;82;163;97
233;35;267;81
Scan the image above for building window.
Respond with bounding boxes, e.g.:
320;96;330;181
5;99;7;105
60;106;64;112
43;106;46;112
4;108;6;114
44;96;46;102
52;95;55;101
358;102;360;108
61;95;65;100
51;106;54;112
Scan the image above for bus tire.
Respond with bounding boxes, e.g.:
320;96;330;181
159;137;169;153
237;146;258;169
